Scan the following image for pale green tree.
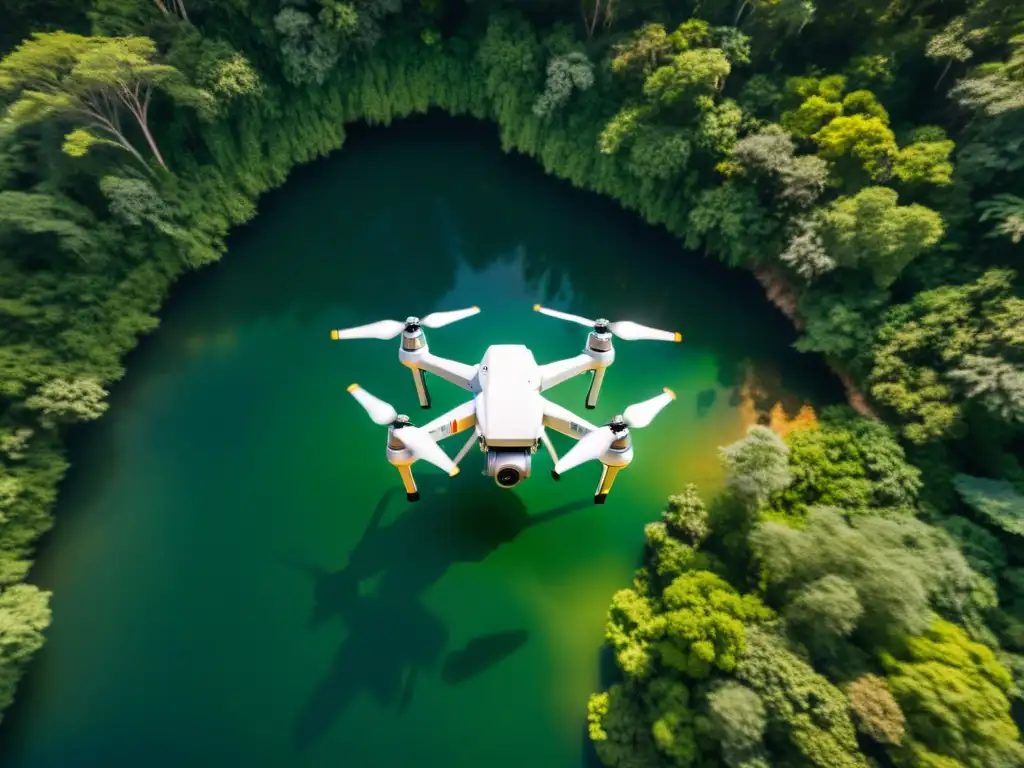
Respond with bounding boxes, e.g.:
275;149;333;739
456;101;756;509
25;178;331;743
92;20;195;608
926;17;985;90
719;425;792;506
533;52;594;119
0;32;212;173
706;682;769;767
25;378;110;429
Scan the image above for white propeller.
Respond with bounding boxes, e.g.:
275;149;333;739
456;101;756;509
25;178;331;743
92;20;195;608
554;388;676;475
331;307;480;341
533;304;681;343
347;384;459;476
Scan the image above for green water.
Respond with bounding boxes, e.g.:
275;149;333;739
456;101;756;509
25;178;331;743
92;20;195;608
0;116;839;767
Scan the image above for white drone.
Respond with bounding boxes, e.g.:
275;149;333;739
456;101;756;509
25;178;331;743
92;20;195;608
331;305;682;504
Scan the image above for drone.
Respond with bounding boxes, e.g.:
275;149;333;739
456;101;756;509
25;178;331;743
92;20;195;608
330;305;682;504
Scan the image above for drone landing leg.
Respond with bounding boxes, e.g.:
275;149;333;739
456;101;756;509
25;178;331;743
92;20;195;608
410;368;431;409
539;429;560;480
585;367;606;410
396;465;419;502
594;464;621;505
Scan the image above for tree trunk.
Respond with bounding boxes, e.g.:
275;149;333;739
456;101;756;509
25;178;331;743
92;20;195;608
734;0;750;26
581;0;601;39
934;59;952;91
119;86;167;169
78;99;156;177
94;121;157;177
137;91;167;169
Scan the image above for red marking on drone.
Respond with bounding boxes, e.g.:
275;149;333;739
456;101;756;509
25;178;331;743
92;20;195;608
450;419;459;434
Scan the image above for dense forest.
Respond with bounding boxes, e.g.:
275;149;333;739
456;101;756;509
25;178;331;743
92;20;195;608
1;0;1022;763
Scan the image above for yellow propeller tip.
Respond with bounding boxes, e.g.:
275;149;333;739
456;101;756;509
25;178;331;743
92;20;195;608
472;305;480;311
347;383;360;393
673;332;683;342
330;329;339;340
533;304;541;311
664;387;676;400
449;466;461;477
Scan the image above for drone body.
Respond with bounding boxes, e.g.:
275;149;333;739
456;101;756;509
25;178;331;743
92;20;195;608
332;306;681;504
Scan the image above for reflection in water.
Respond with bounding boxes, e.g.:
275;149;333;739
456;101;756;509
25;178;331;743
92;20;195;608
729;360;819;435
287;476;587;751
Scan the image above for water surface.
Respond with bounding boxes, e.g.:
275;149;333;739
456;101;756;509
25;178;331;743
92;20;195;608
0;116;839;767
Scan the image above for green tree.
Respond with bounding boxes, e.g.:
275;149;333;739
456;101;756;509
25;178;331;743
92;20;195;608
881;620;1024;768
609;23;673;79
868;269;1022;442
663;485;709;545
0;32;211;172
818;187;944;288
771;406;921;518
735;627;867;768
892;139;955;186
0;584;52;721
0;191;97;258
729;125;828;207
925;17;985;90
752;509;933;647
977;194;1024;244
644;522;712;589
604;571;771;681
588;679;698;767
954;474;1024;538
784;574;863;649
273;6;340;86
643;48;730;106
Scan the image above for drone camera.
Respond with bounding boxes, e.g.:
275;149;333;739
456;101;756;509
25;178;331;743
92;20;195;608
486;448;533;489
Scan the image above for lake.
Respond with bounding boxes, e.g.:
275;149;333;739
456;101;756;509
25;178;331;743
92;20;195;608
0;115;839;767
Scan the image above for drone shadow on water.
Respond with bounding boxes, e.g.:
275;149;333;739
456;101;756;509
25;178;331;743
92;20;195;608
285;473;590;752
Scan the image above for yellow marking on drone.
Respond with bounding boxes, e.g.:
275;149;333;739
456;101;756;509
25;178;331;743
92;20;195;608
664;387;676;400
673;332;683;342
347;383;360;393
533;304;541;311
330;329;339;340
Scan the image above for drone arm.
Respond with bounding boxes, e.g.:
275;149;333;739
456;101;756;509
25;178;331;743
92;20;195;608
541;398;599;440
421;399;477;442
406;352;478;392
538;354;596;391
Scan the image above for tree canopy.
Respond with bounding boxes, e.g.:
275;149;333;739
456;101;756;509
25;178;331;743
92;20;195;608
2;0;1024;761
